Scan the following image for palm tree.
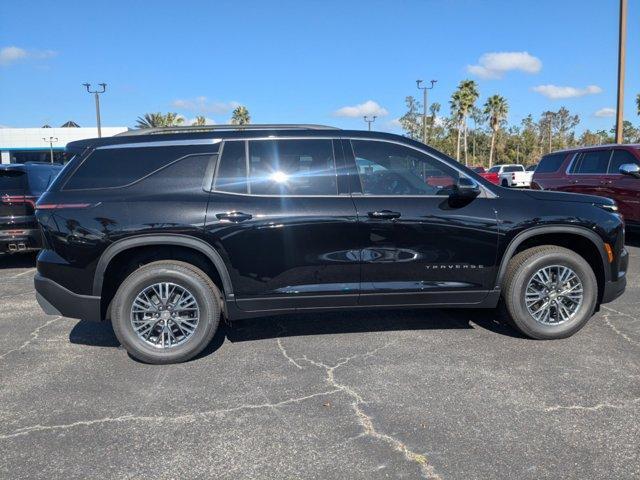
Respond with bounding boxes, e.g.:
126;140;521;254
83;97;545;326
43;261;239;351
636;93;640;116
192;115;206;126
136;112;184;128
450;92;464;161
231;106;250;125
484;95;509;167
450;80;479;165
459;80;479;166
427;102;441;142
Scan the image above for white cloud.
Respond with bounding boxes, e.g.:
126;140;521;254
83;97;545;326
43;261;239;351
467;52;542;79
532;84;602;99
333;100;388;118
594;107;615;118
0;46;57;66
171;97;240;114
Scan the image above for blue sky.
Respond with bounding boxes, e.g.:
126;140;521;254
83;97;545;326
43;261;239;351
0;0;638;133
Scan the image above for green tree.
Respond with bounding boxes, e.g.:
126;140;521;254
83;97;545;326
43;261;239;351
427;102;441;142
192;115;206;126
136;112;184;128
484;95;508;167
636;93;640;116
231;106;251;125
450;80;479;165
450;91;464;161
552;107;580;148
399;96;422;140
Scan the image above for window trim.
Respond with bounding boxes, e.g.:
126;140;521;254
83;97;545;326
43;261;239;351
566;150;613;176
211;137;342;197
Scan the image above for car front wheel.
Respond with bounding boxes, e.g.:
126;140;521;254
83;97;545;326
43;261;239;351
111;260;221;364
501;246;597;339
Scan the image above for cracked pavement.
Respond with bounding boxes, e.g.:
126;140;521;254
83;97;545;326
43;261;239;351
0;237;639;480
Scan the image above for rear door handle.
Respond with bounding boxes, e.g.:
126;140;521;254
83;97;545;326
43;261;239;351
368;210;401;219
216;211;252;222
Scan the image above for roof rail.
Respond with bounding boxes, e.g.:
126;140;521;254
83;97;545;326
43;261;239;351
115;124;340;137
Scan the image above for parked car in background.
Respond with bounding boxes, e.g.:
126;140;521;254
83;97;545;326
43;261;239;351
526;164;537;172
486;164;532;188
1;162;63;255
475;166;500;184
34;125;627;363
532;145;640;228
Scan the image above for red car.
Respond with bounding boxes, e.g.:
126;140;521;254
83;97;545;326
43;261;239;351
532;144;640;227
471;166;500;185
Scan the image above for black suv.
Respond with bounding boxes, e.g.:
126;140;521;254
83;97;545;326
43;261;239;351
34;125;628;363
1;162;62;255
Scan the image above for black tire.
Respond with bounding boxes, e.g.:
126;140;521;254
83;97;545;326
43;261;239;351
501;246;597;339
111;260;221;364
501;179;509;187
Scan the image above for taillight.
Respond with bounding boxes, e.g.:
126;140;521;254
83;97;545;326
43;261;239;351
1;195;37;208
36;203;93;210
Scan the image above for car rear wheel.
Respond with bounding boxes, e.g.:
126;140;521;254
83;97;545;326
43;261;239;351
501;246;597;339
111;260;221;364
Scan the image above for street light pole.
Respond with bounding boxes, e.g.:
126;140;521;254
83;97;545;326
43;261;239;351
42;136;58;163
364;115;377;131
615;0;627;144
83;83;107;137
416;79;437;144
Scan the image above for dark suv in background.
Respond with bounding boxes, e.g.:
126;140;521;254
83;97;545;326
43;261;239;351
34;125;627;363
532;145;640;227
1;162;62;255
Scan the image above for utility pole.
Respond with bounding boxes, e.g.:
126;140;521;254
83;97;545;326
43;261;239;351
42;136;58;163
83;83;107;137
416;79;437;144
615;0;627;144
364;115;377;131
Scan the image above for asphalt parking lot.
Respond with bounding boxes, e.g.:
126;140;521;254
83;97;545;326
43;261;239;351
0;239;638;480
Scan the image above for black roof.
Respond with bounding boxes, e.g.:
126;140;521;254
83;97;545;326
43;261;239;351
66;124;413;151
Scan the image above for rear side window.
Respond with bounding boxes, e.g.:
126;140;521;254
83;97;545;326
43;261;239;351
536;154;566;173
571;150;611;174
248;140;337;195
502;165;524;173
64;145;218;190
0;170;26;192
608;149;639;174
214;139;338;195
28;167;60;195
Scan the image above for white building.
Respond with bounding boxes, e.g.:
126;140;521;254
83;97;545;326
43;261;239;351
0;126;128;164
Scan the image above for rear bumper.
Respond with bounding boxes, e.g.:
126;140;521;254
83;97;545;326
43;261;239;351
34;273;101;321
0;227;42;254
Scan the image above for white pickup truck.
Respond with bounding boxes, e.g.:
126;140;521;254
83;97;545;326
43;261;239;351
487;164;533;188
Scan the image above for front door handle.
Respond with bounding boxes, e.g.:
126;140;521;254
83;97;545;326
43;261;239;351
216;211;253;222
368;210;401;219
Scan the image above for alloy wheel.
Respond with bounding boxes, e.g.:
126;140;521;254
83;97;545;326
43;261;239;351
524;265;583;325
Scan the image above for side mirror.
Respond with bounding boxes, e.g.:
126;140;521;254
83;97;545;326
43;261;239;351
619;163;640;178
452;177;481;199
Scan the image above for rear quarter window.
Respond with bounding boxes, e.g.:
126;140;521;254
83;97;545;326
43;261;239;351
536;153;566;173
502;165;524;173
0;169;26;192
63;144;219;190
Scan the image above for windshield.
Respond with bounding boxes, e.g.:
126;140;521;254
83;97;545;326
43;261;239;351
503;165;524;172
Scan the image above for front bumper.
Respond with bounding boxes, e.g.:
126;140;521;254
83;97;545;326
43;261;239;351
602;248;629;304
34;273;102;321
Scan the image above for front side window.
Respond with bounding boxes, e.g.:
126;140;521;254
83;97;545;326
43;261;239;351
487;166;500;173
608;149;640;174
351;140;460;196
571;150;611;174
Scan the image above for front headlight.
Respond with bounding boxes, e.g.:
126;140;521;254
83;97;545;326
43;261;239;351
595;203;619;214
